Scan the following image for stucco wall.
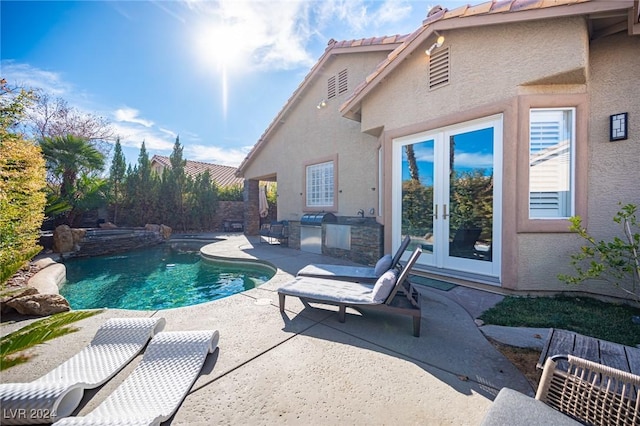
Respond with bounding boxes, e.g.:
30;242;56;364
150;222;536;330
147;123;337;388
358;15;638;298
516;33;640;298
242;51;390;222
361;17;588;133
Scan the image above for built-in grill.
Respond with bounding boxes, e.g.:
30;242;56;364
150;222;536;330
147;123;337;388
300;212;337;253
300;212;337;226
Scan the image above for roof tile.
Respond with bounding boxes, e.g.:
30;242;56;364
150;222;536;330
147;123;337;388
489;0;515;13
464;1;495;16
443;5;469;19
511;0;545;12
151;155;243;188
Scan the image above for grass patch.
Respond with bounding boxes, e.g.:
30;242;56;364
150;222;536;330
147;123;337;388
0;310;102;370
479;296;640;347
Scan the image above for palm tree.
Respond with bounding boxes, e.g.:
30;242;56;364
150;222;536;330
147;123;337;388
40;134;105;225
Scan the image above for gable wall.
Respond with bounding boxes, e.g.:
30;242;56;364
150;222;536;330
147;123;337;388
361;17;588;133
355;15;639;298
242;51;390;221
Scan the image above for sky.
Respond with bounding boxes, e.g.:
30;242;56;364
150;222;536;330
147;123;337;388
1;0;472;168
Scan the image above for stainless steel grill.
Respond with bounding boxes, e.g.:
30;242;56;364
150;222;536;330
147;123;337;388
300;213;337;253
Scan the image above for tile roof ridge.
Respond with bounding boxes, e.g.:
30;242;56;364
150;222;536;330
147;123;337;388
152;154;237;170
186;158;238;169
326;33;410;50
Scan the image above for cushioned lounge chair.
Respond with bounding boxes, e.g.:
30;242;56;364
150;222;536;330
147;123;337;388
0;317;166;425
279;247;422;336
296;236;411;283
53;329;220;426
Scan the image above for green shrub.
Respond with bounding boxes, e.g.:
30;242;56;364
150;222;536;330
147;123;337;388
218;184;244;201
0;133;47;285
558;204;640;302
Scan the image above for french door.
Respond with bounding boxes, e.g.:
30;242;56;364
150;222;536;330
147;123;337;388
392;115;502;280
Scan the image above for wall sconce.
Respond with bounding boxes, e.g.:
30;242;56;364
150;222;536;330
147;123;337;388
610;112;628;141
425;34;445;56
316;99;327;109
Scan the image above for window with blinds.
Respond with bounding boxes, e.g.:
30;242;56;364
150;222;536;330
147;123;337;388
306;161;334;207
529;108;574;218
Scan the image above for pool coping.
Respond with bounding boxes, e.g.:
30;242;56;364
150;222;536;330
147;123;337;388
1;233;534;424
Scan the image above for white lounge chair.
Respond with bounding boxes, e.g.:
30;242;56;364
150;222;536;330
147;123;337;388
0;317;166;425
296;235;411;283
279;247;422;336
53;329;220;426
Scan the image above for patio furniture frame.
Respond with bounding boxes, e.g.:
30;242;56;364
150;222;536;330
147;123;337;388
279;247;423;336
296;235;411;283
535;354;640;425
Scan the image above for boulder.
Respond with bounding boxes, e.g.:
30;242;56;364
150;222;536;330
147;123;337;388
6;293;70;316
99;221;118;229
53;225;74;253
160;224;172;240
71;228;86;247
0;287;38;314
145;224;160;233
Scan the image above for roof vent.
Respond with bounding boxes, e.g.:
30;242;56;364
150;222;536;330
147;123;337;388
428;47;449;90
338;69;348;94
328;76;336;99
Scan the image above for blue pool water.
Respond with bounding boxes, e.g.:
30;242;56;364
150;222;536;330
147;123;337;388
60;243;275;310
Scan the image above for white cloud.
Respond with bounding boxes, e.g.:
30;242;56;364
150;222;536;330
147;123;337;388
110;122;175;152
189;0;316;73
455;152;494;169
2;60;74;97
314;0;415;37
114;107;155;127
184;143;251;167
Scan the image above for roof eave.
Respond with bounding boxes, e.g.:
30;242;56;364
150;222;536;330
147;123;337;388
340;0;636;121
236;40;404;176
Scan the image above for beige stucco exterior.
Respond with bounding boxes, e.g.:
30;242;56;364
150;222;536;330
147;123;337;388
239;0;639;300
241;51;392;221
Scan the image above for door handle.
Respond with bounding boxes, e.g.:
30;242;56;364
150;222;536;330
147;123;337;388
432;204;438;220
443;204;449;219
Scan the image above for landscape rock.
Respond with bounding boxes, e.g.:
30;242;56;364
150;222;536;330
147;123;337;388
160;224;172;239
53;225;74;253
145;224;160;233
71;228;86;246
6;293;70;316
0;287;39;313
99;221;118;229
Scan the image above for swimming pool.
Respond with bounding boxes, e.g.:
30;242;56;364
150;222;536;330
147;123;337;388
60;243;275;310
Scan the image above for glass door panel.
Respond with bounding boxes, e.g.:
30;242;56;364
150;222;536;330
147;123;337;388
401;139;436;261
393;115;502;280
447;128;494;264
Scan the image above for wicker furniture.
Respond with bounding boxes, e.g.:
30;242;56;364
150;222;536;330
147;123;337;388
536;354;640;426
482;353;640;426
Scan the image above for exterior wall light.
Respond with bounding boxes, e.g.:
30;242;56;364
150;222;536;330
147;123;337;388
610;112;628;141
317;99;327;109
425;35;445;56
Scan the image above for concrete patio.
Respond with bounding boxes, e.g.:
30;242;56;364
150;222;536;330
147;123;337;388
1;234;535;425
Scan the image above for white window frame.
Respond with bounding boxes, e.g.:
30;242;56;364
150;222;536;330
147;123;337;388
529;108;575;219
305;159;335;209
